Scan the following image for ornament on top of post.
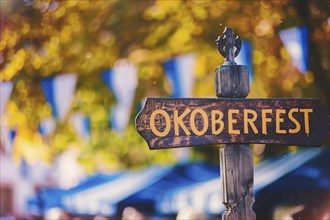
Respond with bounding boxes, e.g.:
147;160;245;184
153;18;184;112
215;27;255;220
215;27;250;98
216;27;242;65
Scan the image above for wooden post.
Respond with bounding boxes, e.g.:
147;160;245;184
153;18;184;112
135;26;329;220
215;27;256;220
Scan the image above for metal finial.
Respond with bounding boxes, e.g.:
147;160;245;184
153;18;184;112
215;27;242;65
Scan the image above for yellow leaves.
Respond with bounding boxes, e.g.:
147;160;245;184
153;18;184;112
168;28;191;49
39;104;52;118
254;19;274;37
21;22;30;35
50;124;77;152
139;63;162;80
78;0;90;10
265;56;279;78
129;49;151;64
94;150;121;171
304;71;314;84
68;13;82;33
12;127;51;164
28;37;63;75
271;12;282;26
1;29;19;50
60;25;72;43
87;125;176;170
31;54;43;69
7;101;28;127
144;22;172;47
280;47;290;60
144;0;182;20
260;1;272;9
144;5;166;20
8;34;19;49
282;79;293;92
65;0;79;8
253;50;264;65
99;31;116;46
156;0;181;11
249;78;268;98
1;49;26;80
75;89;96;106
195;56;207;78
54;6;66;18
190;3;208;20
89;104;108;123
1;0;327;169
50;36;60;46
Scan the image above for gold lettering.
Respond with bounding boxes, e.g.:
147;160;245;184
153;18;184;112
150;110;171;137
211;110;224;135
300;108;313;137
228;109;240;134
276;109;286;134
244;109;258;134
288;108;301;134
174;109;191;136
190;109;208;136
262;109;272;134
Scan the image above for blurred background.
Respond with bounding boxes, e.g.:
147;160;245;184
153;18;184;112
0;0;329;219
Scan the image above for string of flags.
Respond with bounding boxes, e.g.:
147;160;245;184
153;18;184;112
0;81;13;117
39;117;56;136
163;53;196;98
235;40;253;81
0;28;309;148
101;59;138;133
70;113;91;140
279;26;308;75
163;53;196;162
40;73;78;122
0;81;15;154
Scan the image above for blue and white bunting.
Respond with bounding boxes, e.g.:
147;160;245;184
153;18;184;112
39;117;56;136
163;54;196;98
163;54;196;162
41;73;77;121
1;127;16;155
101;59;138;132
70;113;90;140
279;26;308;74
235;40;253;81
0;81;15;155
0;81;13;117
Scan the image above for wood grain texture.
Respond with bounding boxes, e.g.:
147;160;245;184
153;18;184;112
215;65;250;98
135;98;328;149
217;62;255;220
220;144;255;220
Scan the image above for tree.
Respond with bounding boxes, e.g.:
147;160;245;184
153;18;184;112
1;0;328;170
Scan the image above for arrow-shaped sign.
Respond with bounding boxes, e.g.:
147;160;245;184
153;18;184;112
136;98;329;150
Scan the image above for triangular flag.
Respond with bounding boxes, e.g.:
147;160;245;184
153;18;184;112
163;53;196;98
279;26;308;74
39;117;56;136
101;59;138;132
1;126;16;155
235;40;253;81
0;81;13;117
163;54;196;162
41;73;77;121
70;113;90;140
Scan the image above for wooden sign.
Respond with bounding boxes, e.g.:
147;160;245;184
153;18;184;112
135;27;328;220
136;98;329;149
